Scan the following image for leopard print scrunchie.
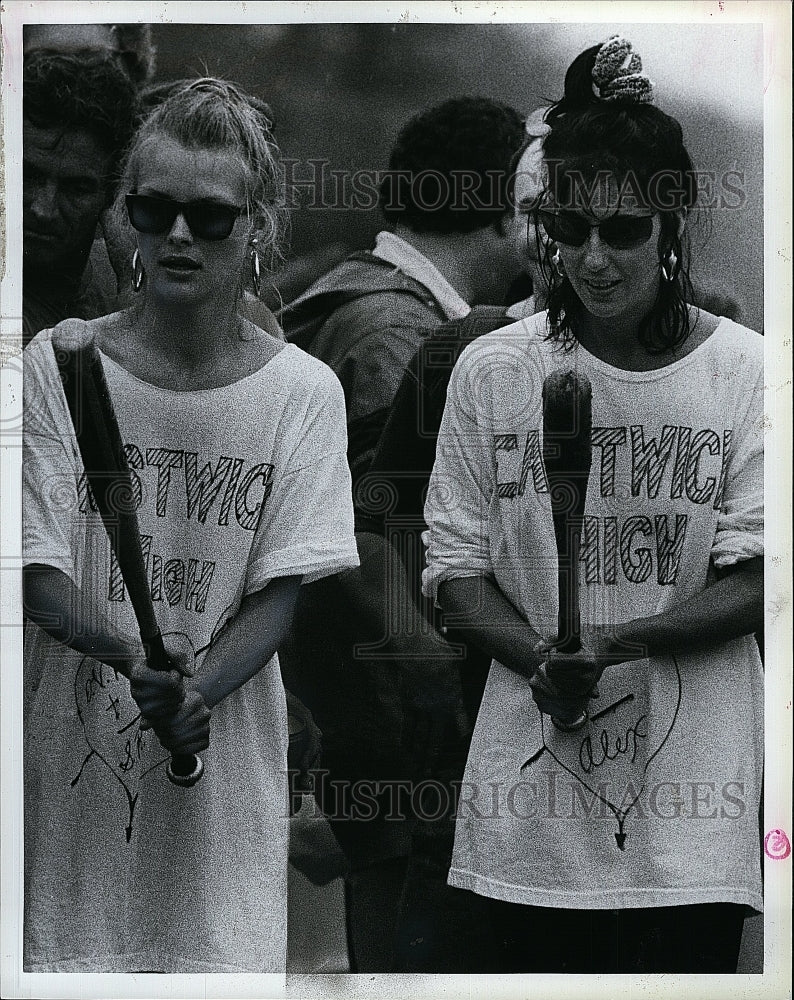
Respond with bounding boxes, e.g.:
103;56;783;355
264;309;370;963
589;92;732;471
591;35;654;104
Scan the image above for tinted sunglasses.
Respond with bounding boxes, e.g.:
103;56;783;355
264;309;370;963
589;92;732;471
538;209;654;250
125;193;244;241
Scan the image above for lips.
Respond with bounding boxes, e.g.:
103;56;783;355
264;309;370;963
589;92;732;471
159;255;201;271
583;277;621;294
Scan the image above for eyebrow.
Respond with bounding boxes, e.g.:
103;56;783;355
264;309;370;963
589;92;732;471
546;208;655;219
135;189;242;209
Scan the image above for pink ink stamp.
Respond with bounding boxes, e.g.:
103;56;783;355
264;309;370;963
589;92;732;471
763;829;791;860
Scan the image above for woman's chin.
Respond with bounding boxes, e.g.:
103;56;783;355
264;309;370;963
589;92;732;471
147;278;215;306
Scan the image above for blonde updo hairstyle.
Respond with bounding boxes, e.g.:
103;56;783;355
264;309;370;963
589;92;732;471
116;77;287;274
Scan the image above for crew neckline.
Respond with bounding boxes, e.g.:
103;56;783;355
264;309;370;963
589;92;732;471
97;340;294;396
533;315;736;383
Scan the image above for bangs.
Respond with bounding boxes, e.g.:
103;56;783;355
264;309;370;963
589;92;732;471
543;105;696;213
546;153;693;214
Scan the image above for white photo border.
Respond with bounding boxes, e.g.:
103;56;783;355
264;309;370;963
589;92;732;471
1;3;790;998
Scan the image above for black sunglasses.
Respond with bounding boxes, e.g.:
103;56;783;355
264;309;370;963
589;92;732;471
538;209;654;250
125;194;244;241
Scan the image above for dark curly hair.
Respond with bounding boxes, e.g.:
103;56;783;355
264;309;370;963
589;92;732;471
379;96;525;234
24;50;139;199
541;43;698;353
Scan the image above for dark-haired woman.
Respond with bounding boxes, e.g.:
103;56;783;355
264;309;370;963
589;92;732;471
423;36;762;973
23;78;358;972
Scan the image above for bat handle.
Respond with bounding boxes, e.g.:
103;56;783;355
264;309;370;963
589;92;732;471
550;521;589;732
145;633;204;788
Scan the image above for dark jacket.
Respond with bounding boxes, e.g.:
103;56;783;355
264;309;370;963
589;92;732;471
281;251;448;485
355;306;516;723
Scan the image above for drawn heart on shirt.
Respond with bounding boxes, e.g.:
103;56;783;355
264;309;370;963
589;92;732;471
539;657;682;847
74;656;169;839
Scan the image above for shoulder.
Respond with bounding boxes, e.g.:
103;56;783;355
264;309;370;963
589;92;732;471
40;311;137;357
325;286;443;332
286;253;437;315
315;295;440;382
706;314;764;374
24;316;120;367
268;342;347;404
712;315;763;350
443;314;557;424
454;310;553;376
240;293;284;339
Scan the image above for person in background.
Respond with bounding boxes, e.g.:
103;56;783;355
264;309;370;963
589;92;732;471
351;111;552;971
424;35;763;973
278;96;534;972
23;77;358;973
22;49;138;343
282;96;531;483
23;22;157;84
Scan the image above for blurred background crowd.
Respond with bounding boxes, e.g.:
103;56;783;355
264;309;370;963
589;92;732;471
22;20;763;340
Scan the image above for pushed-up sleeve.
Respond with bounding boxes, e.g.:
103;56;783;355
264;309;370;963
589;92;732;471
422;344;496;602
22;333;81;581
711;363;764;568
244;370;360;592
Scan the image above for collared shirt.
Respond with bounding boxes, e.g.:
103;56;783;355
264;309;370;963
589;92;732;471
372;230;471;321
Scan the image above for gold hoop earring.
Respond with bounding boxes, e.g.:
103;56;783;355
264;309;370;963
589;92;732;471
249;240;262;298
132;248;145;292
661;248;678;283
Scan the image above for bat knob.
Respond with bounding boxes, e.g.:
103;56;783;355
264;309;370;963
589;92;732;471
50;319;96;353
551;710;589;732
167;753;204;787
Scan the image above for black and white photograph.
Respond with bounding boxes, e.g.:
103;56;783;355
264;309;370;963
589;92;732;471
0;2;791;998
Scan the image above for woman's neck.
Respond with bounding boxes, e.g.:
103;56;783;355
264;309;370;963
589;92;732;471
574;311;651;370
573;305;719;372
134;293;243;368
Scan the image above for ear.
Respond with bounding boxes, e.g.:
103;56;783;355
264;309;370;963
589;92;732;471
248;212;277;253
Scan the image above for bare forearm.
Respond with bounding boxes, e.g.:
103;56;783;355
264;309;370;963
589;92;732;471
610;557;763;662
438;575;544;679
194;575;302;709
23;564;141;676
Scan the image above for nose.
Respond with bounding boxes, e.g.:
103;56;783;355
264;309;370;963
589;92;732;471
582;227;609;269
27;180;59;224
167;211;193;244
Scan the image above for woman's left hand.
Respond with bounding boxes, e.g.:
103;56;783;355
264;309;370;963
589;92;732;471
151;684;211;756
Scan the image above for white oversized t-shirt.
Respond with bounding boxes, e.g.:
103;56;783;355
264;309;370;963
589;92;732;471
423;313;763;911
23;326;359;972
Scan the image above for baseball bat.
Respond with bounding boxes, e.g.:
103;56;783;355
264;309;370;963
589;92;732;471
541;368;593;731
53;322;203;786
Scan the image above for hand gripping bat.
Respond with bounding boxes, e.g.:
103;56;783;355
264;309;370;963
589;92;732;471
53;322;204;787
541;369;593;731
